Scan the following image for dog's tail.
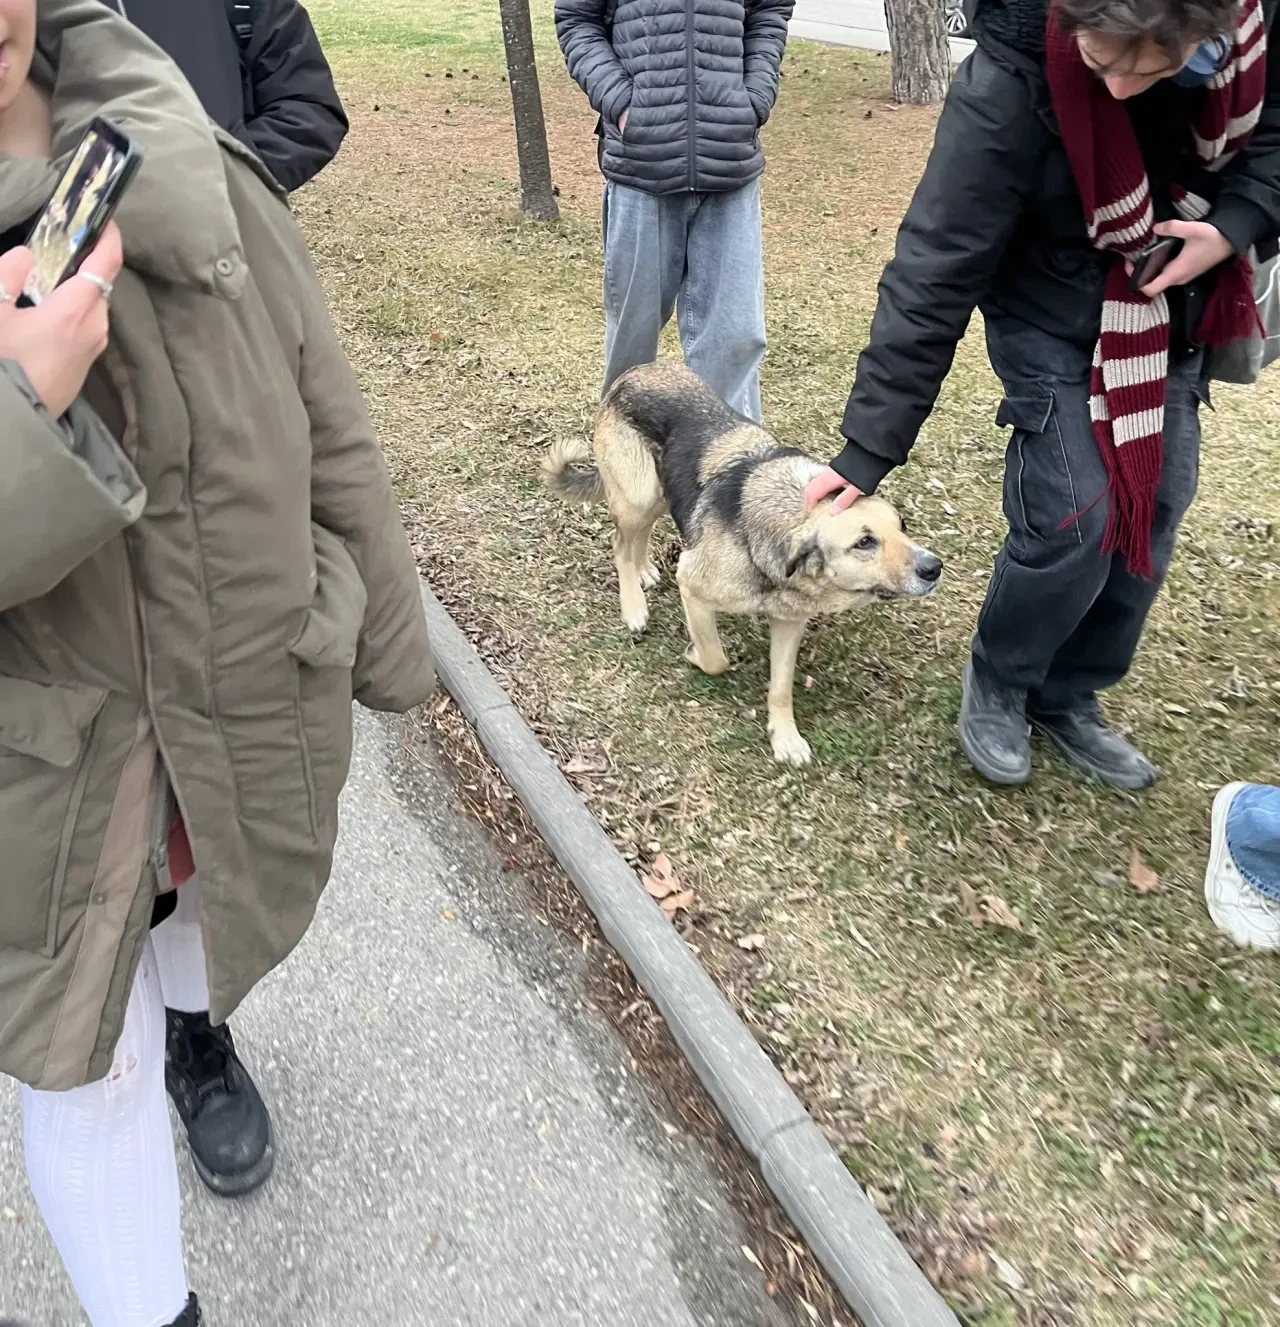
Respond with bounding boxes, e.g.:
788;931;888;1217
541;437;607;505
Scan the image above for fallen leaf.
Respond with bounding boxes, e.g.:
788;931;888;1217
742;1244;765;1271
1129;845;1159;894
737;933;766;952
991;1251;1026;1292
938;1123;960;1150
641;853;680;899
894;831;910;851
957;881;984;927
981;893;1023;931
564;753;608;776
659;889;694;918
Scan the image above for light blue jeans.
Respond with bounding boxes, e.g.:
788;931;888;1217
1229;784;1280;901
601;179;767;422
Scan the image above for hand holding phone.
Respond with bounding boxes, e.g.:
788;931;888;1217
0;225;123;417
21;117;141;307
1129;236;1183;293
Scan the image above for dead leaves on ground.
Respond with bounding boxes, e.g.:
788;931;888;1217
957;881;1024;932
1129;844;1160;894
641;852;694;920
955;846;1159;936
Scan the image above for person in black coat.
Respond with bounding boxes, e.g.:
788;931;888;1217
806;0;1280;792
105;0;347;192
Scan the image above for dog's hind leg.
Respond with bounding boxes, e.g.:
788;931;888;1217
766;616;812;766
613;512;659;634
676;554;729;676
599;419;665;634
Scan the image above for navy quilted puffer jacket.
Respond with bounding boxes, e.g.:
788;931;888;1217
555;0;794;195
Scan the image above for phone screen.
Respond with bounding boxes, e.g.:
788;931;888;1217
22;119;139;306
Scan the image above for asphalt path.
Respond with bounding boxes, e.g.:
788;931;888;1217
1;709;787;1327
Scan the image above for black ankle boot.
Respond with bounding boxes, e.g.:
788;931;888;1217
167;1294;202;1326
958;660;1031;785
1028;703;1159;790
166;1011;274;1197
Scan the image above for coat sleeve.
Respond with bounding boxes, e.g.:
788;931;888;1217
1210;4;1280;255
0;360;145;613
832;51;1044;493
554;0;634;128
239;0;348;193
743;0;794;125
292;256;435;713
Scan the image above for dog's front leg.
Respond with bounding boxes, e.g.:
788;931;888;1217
677;554;730;676
767;616;811;766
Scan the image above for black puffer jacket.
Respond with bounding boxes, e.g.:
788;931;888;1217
555;0;795;194
832;0;1280;494
106;0;347;192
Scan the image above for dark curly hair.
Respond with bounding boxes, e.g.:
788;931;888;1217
1054;0;1239;63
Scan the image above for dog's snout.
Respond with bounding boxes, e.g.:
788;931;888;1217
915;550;943;583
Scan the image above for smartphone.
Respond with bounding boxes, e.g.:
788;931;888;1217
1128;236;1183;293
20;117;142;306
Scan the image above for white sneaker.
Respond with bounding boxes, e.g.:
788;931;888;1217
1204;782;1280;951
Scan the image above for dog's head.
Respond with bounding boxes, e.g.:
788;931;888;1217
785;495;943;599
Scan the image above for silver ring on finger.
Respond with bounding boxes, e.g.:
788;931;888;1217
78;271;113;302
0;281;11;304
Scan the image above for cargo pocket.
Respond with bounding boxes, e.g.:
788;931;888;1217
0;677;108;954
291;525;367;839
995;392;1084;546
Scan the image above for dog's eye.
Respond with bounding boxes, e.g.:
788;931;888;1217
852;533;879;553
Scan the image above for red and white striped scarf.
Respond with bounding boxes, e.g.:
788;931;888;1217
1044;0;1267;575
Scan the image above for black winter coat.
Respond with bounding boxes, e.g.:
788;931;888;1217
554;0;795;194
106;0;347;192
832;0;1280;495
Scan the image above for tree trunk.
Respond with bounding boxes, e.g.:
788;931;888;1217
883;0;951;105
497;0;560;222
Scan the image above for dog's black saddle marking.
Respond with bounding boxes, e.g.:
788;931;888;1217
702;446;808;532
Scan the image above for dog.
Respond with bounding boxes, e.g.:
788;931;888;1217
542;363;943;766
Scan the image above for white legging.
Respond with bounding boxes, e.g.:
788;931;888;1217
19;881;211;1327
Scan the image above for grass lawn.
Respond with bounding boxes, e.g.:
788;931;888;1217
300;2;1280;1321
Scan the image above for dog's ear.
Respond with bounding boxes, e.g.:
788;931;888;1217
785;533;825;580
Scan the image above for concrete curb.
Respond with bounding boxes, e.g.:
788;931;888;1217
420;584;959;1327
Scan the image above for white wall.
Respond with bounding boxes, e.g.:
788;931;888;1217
790;0;974;59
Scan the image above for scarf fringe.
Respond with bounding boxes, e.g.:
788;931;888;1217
1197;255;1263;347
1101;485;1157;581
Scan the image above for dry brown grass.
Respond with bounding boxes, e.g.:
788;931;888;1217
302;4;1280;1323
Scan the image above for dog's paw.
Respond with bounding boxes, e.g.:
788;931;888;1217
622;604;650;635
769;724;812;767
685;644;729;676
639;563;662;590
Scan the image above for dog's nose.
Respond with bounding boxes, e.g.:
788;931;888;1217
915;551;943;583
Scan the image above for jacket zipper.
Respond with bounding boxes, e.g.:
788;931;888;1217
685;0;697;190
101;346;182;892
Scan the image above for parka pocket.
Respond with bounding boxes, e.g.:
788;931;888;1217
290;526;367;840
0;677;108;954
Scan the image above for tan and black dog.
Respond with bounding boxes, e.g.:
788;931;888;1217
542;363;943;765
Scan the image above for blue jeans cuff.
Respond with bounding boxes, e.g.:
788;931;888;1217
1225;784;1280;902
